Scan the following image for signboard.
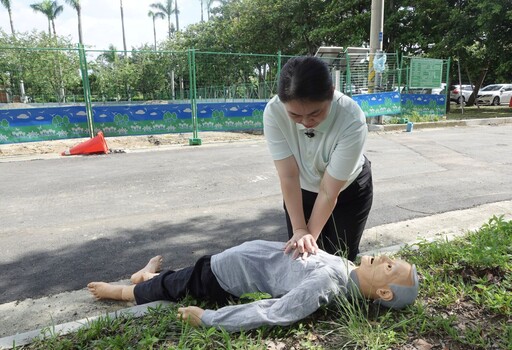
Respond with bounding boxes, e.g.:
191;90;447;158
408;58;443;88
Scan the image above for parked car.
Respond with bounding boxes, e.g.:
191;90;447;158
477;84;512;106
432;83;447;95
450;84;474;104
405;83;446;95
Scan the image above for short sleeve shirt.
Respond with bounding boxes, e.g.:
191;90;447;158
263;90;367;192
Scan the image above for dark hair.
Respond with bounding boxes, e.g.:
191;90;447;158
278;56;334;103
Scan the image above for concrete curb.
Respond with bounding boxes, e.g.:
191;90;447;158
368;116;512;132
1;117;511;164
0;301;171;349
2;200;511;348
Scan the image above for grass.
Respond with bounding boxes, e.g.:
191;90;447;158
14;216;512;349
388;104;512;123
446;104;512;120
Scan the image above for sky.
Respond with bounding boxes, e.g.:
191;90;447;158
0;0;203;50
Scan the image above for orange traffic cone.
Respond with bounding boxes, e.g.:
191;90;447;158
61;131;109;156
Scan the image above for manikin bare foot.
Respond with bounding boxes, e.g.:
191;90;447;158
130;255;163;284
87;282;135;301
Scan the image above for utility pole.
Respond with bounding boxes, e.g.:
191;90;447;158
368;0;384;93
368;0;384;123
120;0;127;56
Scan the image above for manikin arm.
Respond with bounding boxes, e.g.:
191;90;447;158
188;274;340;332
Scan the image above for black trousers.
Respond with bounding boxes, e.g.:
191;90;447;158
285;156;373;261
133;255;234;306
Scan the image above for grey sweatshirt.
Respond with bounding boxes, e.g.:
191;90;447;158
201;240;355;332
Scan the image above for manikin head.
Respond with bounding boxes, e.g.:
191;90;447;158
350;255;419;309
278;56;335;129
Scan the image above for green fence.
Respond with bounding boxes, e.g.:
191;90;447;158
0;46;282;144
400;56;451;118
0;46;282;105
0;46;451;144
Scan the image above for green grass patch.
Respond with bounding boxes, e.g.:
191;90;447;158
15;216;512;350
387;105;512;124
446;105;512;120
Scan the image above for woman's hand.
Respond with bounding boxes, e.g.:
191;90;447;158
177;306;204;327
284;228;319;260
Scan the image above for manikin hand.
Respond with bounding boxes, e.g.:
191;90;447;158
177;306;205;327
284;229;319;260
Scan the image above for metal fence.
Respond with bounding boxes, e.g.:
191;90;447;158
0;46;450;144
0;46;282;104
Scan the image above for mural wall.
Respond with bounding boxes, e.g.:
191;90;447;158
0;102;266;144
400;94;446;116
0;94;445;145
352;92;401;117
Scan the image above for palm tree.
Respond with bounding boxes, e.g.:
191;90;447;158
174;0;179;31
30;0;52;35
0;0;15;36
150;0;174;38
206;0;214;20
30;0;65;101
97;44;120;64
199;0;203;22
30;0;63;36
148;10;164;50
64;0;83;45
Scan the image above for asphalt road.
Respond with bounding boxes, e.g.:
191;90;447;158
1;124;511;304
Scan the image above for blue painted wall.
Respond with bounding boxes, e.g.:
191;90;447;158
0;94;445;144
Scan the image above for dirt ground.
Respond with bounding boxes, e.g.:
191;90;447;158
0;131;265;158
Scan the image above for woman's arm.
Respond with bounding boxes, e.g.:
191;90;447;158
274;156;319;258
307;171;347;240
274;156;306;231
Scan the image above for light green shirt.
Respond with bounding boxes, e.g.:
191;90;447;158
263;90;367;192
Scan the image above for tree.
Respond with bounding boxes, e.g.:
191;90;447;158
314;0;371;49
91;45;137;101
150;0;175;38
30;0;63;37
0;0;15;37
64;0;83;45
148;10;165;50
131;45;169;99
0;31;80;102
206;0;218;20
384;0;511;104
29;0;66;101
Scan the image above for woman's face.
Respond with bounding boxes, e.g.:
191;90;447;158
283;99;331;129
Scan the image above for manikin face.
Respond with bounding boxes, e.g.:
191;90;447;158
283;99;331;129
354;255;414;301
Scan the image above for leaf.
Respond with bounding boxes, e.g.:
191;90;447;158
239;292;271;302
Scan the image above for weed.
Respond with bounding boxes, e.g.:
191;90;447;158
17;216;512;350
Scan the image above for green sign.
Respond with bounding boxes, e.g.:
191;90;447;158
409;58;443;88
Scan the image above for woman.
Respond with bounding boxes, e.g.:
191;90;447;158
263;56;373;261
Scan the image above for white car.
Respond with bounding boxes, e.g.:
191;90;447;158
450;84;474;104
477;84;512;106
432;83;447;95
